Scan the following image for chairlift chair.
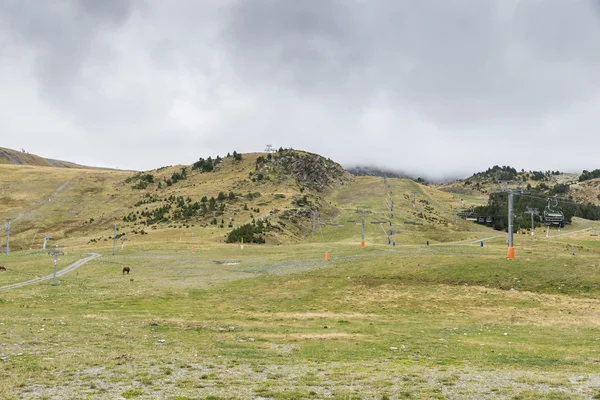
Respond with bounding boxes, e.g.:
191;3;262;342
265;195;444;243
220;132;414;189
543;197;564;227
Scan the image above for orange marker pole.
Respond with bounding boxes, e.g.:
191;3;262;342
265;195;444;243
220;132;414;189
325;252;329;261
361;240;365;247
507;247;515;259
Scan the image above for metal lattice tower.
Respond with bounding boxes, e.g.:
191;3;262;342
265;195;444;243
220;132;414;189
501;183;527;259
356;207;372;247
525;207;539;236
386;188;395;243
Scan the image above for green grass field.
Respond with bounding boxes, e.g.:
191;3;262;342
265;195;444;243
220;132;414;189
1;231;599;399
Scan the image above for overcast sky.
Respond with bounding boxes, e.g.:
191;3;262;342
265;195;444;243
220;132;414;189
1;0;599;180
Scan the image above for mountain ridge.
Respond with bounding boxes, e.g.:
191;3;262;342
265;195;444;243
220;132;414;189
0;146;116;170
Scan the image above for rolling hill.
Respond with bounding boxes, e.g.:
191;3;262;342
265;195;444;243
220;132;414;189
2;147;600;253
0;147;497;253
0;146;98;169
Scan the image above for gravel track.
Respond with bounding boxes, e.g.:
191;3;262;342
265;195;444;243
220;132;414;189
0;252;101;291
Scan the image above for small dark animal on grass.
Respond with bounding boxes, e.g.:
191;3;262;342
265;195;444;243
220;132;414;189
122;266;130;275
0;266;6;271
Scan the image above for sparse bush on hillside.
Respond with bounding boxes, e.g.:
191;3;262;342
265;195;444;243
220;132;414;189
125;173;154;184
580;169;600;182
550;183;570;195
192;156;221;173
225;223;265;244
170;167;188;184
255;156;267;169
530;171;547;181
536;183;549;191
245;192;261;200
127;173;155;190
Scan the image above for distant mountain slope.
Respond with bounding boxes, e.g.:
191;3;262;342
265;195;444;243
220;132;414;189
0;147;92;169
346;165;410;179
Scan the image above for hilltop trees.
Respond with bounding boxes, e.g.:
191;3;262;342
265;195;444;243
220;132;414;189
580;169;600;182
192;156;220;172
476;165;518;181
232;151;243;161
170;167;188;184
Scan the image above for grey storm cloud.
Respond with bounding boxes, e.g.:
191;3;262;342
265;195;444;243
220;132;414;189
223;0;600;124
1;0;600;178
0;0;133;102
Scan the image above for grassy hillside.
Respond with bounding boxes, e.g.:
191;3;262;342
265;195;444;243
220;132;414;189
1;148;507;253
0;147;96;169
0;150;357;251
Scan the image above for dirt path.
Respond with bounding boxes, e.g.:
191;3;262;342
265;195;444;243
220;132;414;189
10;180;70;222
0;253;101;291
546;227;592;238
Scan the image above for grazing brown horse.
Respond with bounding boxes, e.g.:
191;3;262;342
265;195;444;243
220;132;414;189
0;266;6;271
122;266;130;275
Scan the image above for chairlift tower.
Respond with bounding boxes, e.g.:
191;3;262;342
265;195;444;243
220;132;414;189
411;190;418;207
524;208;539;236
43;235;52;250
4;222;10;256
385;191;395;243
49;248;65;286
500;181;526;259
356;207;372;247
265;144;275;153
